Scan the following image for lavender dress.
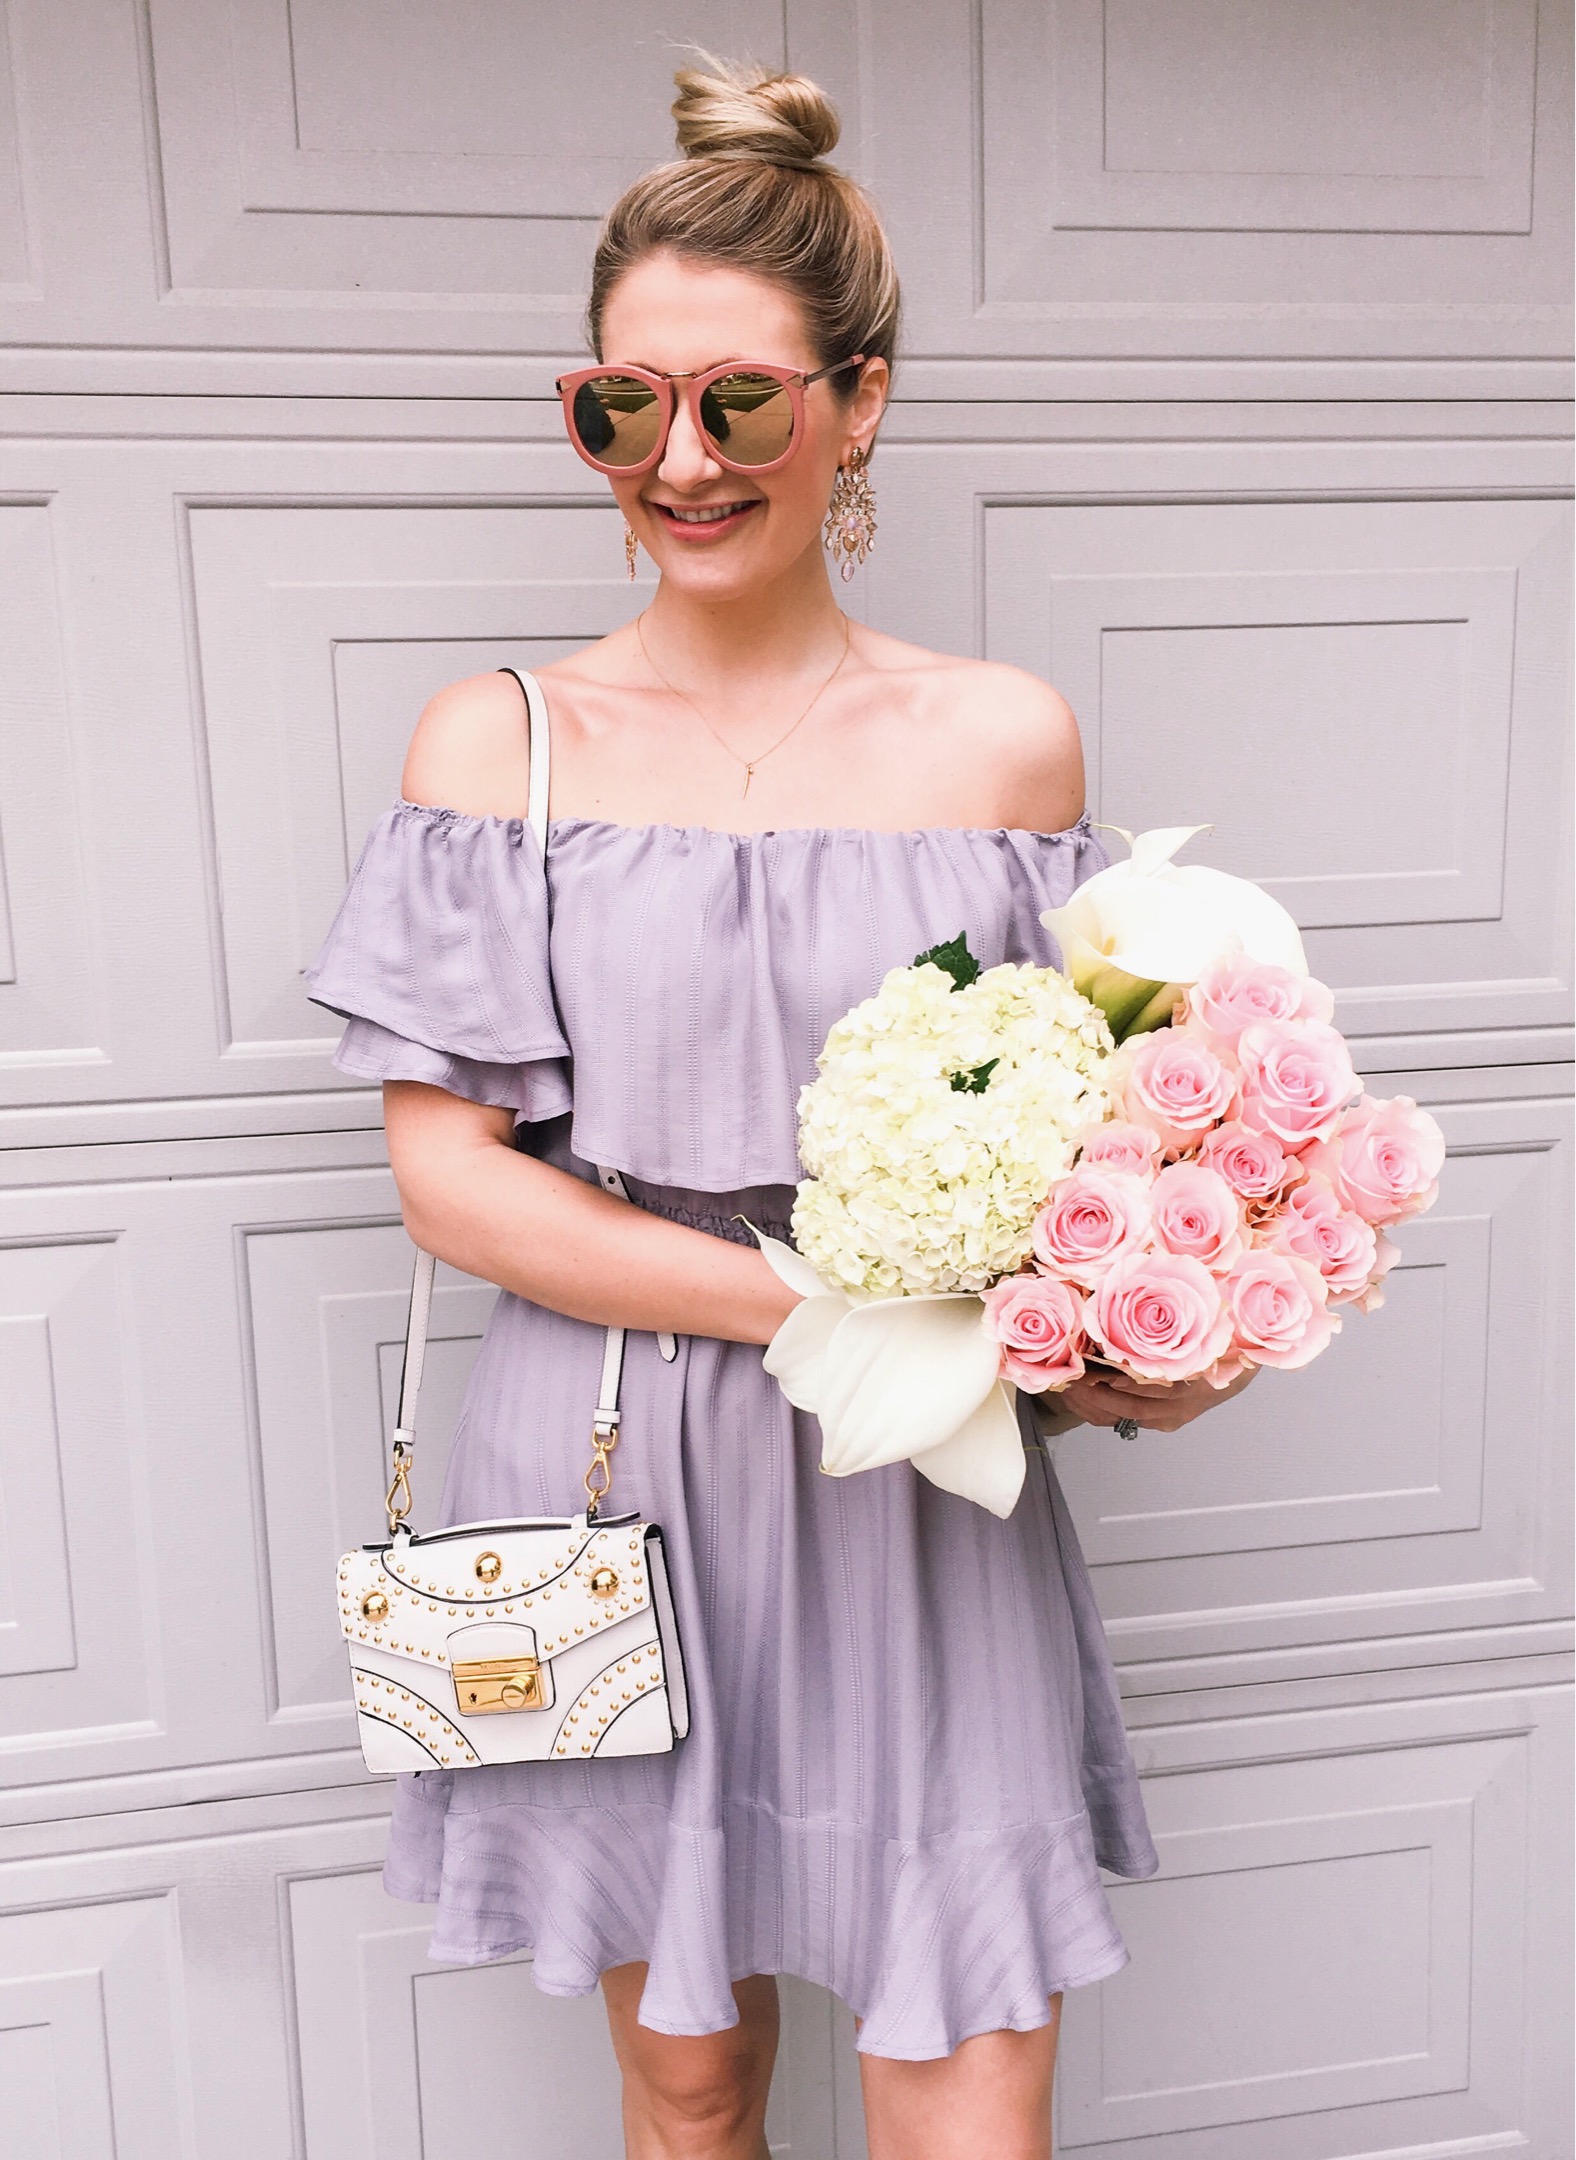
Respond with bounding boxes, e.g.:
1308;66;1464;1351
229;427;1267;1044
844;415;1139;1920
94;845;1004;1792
305;801;1159;2061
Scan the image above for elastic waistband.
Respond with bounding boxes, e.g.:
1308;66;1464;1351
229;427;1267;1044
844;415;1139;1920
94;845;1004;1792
636;1195;794;1247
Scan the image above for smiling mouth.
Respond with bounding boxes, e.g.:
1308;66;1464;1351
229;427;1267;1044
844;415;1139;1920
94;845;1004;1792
651;500;762;532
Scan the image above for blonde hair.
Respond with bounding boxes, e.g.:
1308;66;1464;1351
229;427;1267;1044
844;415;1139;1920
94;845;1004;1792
586;59;900;390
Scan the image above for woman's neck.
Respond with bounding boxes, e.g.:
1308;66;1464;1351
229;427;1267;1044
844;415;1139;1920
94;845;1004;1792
635;544;851;700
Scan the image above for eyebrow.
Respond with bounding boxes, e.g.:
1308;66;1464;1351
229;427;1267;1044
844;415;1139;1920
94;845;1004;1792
620;357;795;376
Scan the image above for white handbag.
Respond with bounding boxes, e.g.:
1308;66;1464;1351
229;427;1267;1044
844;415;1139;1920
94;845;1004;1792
336;667;690;1775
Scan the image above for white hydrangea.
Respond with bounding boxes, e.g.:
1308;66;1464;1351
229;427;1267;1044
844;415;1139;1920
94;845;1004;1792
791;957;1115;1296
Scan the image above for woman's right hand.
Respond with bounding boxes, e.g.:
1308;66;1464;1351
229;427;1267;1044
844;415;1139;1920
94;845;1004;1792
1055;1360;1258;1435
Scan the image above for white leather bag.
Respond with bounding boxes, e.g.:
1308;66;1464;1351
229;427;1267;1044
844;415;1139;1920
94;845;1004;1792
337;667;690;1775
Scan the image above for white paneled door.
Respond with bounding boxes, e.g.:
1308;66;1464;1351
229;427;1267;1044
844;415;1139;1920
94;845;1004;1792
0;7;1569;2158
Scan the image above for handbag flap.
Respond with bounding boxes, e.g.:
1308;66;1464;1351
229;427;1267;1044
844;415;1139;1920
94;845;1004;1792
338;1518;654;1673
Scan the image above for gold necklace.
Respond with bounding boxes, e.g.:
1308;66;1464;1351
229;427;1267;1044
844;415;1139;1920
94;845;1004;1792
634;612;852;798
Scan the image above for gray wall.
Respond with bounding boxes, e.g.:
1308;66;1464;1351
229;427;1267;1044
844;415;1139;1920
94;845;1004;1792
0;5;1571;2156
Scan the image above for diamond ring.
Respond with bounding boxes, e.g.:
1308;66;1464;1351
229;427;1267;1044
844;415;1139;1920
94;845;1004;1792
1114;1416;1140;1442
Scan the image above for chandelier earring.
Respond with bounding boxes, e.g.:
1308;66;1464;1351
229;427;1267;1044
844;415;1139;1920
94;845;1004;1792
824;445;876;582
624;523;639;581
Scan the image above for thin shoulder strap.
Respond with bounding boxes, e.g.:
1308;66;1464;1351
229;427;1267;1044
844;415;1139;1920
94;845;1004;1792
385;667;673;1537
497;666;551;852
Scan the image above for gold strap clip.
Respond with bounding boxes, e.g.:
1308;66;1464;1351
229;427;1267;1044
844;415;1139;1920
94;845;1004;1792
385;1439;415;1538
583;1410;620;1521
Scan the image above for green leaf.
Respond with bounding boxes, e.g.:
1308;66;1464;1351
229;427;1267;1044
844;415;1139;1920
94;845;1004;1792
914;932;979;991
950;1057;999;1094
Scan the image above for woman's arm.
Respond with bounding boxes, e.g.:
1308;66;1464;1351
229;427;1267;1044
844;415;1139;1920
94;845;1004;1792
383;1080;800;1347
381;675;800;1346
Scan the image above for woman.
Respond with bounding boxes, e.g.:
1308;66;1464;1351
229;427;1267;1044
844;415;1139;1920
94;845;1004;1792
308;60;1254;2160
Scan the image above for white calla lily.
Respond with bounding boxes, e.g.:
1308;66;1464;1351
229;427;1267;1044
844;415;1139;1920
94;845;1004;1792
1041;823;1310;1039
753;1230;832;1303
749;1228;1027;1518
814;1292;1004;1474
761;1289;851;1411
909;1382;1027;1517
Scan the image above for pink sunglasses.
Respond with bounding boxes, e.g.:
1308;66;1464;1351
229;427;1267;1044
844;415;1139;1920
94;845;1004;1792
556;355;866;477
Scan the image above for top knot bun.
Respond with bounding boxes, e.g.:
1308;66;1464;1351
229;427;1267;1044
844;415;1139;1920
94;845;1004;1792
589;56;899;390
672;60;840;171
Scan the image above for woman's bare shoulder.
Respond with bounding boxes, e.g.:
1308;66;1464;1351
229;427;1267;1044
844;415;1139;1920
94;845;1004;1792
864;633;1088;831
400;669;533;818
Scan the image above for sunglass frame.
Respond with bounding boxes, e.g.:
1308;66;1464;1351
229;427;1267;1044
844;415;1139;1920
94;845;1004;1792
555;355;865;477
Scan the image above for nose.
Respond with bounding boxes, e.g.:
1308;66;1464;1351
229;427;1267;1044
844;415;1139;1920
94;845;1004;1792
655;388;724;491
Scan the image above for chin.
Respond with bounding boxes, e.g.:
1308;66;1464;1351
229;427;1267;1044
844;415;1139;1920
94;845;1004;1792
644;538;793;601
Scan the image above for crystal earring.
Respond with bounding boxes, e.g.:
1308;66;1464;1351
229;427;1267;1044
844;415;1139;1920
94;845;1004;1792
624;523;638;581
824;446;876;582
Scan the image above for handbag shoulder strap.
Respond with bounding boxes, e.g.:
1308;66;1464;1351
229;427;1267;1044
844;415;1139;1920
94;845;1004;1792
384;667;674;1539
496;665;551;851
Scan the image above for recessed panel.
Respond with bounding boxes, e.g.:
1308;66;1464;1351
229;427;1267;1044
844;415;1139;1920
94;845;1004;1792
0;504;99;1067
1093;578;1509;927
149;0;784;305
1105;1842;1442;2102
1058;1721;1523;2148
1102;1;1495;183
0;3;29;294
863;0;1569;364
0;1895;185;2160
284;0;712;167
0;1301;78;1677
0;1236;147;1737
1045;0;1537;235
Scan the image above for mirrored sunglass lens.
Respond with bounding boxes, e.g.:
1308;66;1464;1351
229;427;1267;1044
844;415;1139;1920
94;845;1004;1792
572;377;661;466
702;373;795;464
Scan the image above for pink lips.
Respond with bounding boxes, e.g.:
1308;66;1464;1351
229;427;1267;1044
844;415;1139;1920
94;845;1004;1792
649;500;763;542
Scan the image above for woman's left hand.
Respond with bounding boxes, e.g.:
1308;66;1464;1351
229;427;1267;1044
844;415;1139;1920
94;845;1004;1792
1058;1360;1258;1435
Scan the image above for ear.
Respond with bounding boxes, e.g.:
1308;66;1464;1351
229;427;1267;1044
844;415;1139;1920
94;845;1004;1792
840;355;890;463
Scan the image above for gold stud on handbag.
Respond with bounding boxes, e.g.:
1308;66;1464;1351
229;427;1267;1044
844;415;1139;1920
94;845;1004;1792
334;663;689;1776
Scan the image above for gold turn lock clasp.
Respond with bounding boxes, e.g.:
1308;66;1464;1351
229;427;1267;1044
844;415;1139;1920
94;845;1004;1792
452;1655;546;1715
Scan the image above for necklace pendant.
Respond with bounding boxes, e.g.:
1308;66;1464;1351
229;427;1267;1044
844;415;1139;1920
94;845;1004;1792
742;764;754;797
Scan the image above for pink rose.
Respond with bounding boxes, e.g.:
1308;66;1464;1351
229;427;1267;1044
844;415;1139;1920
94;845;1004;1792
1186;953;1335;1048
1198;1119;1303;1208
1236;1019;1359;1152
1075;1119;1162;1178
1221;1249;1336;1370
1086;1248;1234;1384
1109;1025;1242;1154
1265;1171;1377;1301
982;1273;1087;1393
1301;1094;1445;1225
1150;1162;1248;1274
1351;1230;1401;1313
1030;1167;1154;1287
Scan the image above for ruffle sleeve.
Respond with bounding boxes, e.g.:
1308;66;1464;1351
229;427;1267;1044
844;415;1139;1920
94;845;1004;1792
304;801;572;1121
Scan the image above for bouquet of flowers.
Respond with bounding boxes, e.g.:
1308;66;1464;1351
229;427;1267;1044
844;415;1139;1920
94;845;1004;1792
753;825;1445;1518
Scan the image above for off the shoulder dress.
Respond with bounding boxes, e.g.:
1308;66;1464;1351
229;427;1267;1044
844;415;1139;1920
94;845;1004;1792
305;770;1161;2062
